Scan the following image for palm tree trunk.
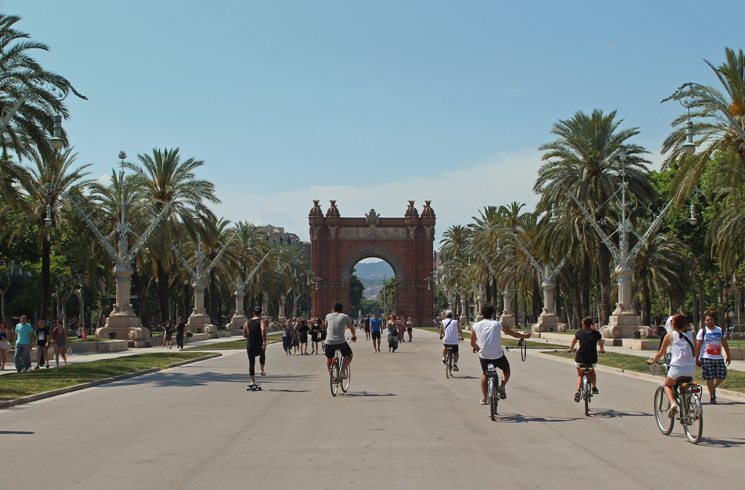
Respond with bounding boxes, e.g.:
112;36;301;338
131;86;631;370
156;259;169;324
582;253;591;317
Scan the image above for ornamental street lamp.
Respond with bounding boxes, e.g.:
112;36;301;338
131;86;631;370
229;249;274;330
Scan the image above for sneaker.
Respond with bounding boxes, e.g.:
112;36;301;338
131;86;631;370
667;404;678;419
710;396;717;405
498;385;507;400
480;398;488;405
592;387;599;395
453;364;460;372
574;391;581;403
441;358;446;365
340;370;348;379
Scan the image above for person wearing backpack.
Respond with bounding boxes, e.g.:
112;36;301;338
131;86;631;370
696;311;731;404
439;310;463;371
648;313;699;418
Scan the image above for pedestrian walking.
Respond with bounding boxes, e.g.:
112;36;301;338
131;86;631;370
291;320;300;355
406;316;413;342
387;314;399;352
243;307;267;389
35;319;50;369
51;319;68;367
281;321;293;355
163;320;174;349
310;318;321;354
298;319;310;355
176;316;186;350
696;311;731;404
363;314;371;340
14;314;33;372
0;321;10;370
397;315;406;341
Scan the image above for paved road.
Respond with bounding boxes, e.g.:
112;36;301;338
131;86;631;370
2;330;744;489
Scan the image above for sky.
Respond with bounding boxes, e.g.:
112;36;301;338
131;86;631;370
3;0;743;244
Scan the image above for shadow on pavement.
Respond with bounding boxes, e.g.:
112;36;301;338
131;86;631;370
0;430;34;435
494;412;581;423
267;389;311;393
698;437;745;448
342;391;397;397
589;408;652;419
104;371;316;388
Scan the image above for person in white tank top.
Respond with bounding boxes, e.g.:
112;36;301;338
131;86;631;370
649;313;700;418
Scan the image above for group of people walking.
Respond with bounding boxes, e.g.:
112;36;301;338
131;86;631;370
279;317;326;355
1;315;69;372
358;313;413;353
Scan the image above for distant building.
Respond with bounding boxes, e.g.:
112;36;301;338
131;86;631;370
256;225;302;246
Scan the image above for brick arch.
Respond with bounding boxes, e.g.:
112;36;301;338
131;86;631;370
309;200;436;324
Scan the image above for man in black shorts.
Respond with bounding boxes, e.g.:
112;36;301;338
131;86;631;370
470;304;531;405
324;302;357;376
243;307;268;388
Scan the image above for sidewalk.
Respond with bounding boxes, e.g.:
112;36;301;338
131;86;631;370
526;332;745;372
0;335;242;376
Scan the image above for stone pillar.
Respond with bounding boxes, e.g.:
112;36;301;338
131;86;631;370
187;281;214;335
499;287;515;328
229;288;247;330
531;278;564;333
262;291;269;317
602;262;648;339
459;297;468;327
278;295;286;321
97;265;149;346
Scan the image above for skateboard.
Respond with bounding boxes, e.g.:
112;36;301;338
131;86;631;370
247;384;262;391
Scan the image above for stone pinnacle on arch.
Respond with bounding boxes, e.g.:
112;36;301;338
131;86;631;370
421;200;435;218
404;200;419;218
309;199;324;218
326;200;340;217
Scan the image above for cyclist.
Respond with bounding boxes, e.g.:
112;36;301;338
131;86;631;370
324;302;357;377
470;304;531;405
696;311;731;404
648;312;699;418
440;310;463;371
567;316;605;402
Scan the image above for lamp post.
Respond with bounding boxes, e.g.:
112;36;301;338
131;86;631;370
173;233;237;336
566;167;675;339
229;249;273;330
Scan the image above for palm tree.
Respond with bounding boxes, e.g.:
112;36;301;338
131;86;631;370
127;148;219;322
16;148;91;320
535;109;653;324
662;47;745;203
0;14;86;161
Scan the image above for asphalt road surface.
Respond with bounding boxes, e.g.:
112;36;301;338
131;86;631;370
2;330;744;489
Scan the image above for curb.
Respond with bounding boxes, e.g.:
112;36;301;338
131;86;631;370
535;350;745;401
0;352;222;409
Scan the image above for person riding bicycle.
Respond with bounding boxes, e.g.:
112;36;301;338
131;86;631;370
440;310;463;371
470;304;531;405
648;312;700;418
324;302;357;377
567;316;605;402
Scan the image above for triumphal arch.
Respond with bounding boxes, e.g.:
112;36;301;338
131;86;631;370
308;200;435;324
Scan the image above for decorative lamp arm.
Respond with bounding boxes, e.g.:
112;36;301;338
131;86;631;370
171;245;196;279
125;198;177;263
510;232;546;280
627;199;674;262
65;194;118;262
202;232;238;279
565;190;620;259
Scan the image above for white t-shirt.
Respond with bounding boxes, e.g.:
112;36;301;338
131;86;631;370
471;319;505;360
441;318;459;345
696;326;724;360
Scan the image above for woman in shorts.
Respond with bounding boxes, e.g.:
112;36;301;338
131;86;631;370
52;319;68;367
0;321;10;370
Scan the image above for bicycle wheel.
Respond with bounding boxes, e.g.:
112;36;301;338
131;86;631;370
341;363;351;393
683;393;703;444
488;377;497;421
445;351;451;379
330;362;339;397
583;377;591;417
653;386;674;435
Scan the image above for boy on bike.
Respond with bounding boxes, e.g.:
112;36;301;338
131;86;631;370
470;304;531;405
324;302;357;377
440;310;463;370
567;317;605;402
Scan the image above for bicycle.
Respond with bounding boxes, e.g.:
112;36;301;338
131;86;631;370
578;364;594;416
486;362;502;421
329;348;351;397
444;345;455;379
518;337;527;362
648;362;704;444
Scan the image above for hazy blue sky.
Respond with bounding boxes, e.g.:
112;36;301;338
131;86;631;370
3;0;742;241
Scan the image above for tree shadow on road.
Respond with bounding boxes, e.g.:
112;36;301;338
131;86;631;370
0;430;34;435
493;412;581;423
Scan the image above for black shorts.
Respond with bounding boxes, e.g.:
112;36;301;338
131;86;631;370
371;331;381;340
479;356;510;375
406;327;412;333
325;342;352;359
444;344;459;354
